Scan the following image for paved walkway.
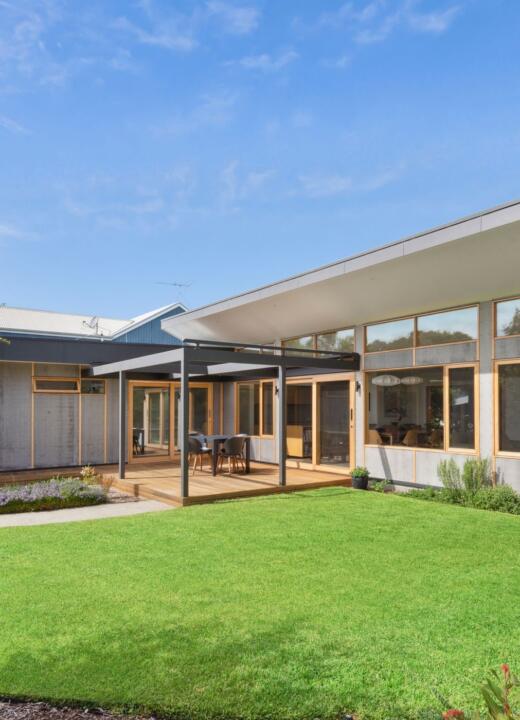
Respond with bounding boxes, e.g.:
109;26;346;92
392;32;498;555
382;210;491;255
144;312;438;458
0;499;172;528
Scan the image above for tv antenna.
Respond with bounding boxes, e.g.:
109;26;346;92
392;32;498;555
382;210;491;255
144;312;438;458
155;281;191;288
82;316;103;336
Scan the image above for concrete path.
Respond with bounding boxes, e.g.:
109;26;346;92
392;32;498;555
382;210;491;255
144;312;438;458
0;500;172;528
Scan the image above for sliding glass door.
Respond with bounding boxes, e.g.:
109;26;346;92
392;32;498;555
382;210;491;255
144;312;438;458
173;385;211;450
286;375;354;473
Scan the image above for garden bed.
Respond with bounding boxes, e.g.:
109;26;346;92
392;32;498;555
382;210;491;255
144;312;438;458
0;478;107;515
0;700;149;720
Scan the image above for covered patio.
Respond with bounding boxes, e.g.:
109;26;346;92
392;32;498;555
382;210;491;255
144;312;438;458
90;339;359;502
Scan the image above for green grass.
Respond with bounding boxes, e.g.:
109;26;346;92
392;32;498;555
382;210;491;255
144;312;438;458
1;489;520;720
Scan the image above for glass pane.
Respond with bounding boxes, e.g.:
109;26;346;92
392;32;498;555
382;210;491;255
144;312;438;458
35;379;78;392
365;319;414;352
417;307;478;346
367;368;444;448
496;299;520;337
499;364;520;453
287;384;313;460
318;381;349;467
449;367;475;449
191;387;208;435
317;328;354;354
238;383;260;435
262;382;274;435
81;379;104;395
283;336;314;356
133;386;169;457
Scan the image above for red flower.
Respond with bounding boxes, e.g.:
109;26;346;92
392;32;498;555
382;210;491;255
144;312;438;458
442;710;465;719
502;663;510;677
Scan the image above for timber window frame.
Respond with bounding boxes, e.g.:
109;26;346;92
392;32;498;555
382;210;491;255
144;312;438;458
365;362;479;454
235;380;275;438
494;296;520;340
495;358;520;458
33;377;80;394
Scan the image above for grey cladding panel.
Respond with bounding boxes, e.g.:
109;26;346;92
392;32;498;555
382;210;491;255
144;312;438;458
495;337;520;360
223;383;235;435
496;457;520;492
34;393;79;467
106;379;120;463
364;446;414;483
364;350;413;370
81;395;105;465
415;342;477;366
0;362;32;470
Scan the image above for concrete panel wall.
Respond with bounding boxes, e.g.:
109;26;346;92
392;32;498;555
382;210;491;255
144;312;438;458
365;446;414;483
364;350;413;370
34;363;79;377
495;337;520;359
106;378;120;463
223;383;235;435
81;395;105;465
0;362;32;470
415;451;469;487
34;393;79;467
415;342;477;366
496;457;520;492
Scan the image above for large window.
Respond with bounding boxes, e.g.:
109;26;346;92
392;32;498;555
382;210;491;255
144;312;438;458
367;365;476;451
283;336;314;355
448;367;475;449
417;307;478;347
261;382;274;436
317;329;355;353
496;298;520;337
365;319;414;353
498;363;520;454
238;383;260;436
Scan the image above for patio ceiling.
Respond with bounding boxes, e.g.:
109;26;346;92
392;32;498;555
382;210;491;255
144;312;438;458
160;200;520;344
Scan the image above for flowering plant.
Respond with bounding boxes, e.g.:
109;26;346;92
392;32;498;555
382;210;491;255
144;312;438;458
442;664;519;719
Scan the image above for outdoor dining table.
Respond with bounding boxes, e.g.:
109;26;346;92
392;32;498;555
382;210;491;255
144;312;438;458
205;434;251;476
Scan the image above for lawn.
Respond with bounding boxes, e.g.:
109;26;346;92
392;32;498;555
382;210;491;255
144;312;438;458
1;488;520;720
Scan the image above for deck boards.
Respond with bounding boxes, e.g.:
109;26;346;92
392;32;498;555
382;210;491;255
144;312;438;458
1;461;351;506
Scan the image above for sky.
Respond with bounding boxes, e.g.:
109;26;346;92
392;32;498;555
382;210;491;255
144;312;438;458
0;0;519;321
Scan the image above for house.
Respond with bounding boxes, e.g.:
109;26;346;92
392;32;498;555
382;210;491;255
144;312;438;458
1;199;520;494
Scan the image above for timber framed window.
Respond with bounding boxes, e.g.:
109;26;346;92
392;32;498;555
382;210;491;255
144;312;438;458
496;360;520;456
33;377;80;393
495;297;520;338
236;380;274;437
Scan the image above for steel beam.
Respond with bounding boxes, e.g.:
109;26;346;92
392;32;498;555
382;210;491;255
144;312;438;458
118;371;127;480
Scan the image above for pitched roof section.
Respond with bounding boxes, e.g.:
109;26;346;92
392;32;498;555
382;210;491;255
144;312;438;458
0;302;187;340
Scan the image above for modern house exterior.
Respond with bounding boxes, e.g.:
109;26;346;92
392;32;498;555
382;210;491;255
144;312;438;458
1;199;520;491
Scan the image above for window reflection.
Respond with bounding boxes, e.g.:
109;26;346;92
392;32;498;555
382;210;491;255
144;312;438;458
496;299;520;337
417;307;478;346
365;319;414;353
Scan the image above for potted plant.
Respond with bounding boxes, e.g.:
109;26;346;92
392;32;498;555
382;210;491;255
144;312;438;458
351;466;370;490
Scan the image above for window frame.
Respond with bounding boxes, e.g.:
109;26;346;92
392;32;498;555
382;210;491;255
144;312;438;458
282;326;355;356
80;378;106;395
32;376;80;394
364;304;480;355
364;362;479;454
494;358;520;458
235;380;275;438
494;295;520;340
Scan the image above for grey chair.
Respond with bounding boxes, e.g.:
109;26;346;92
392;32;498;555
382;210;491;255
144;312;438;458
217;435;246;474
188;435;212;474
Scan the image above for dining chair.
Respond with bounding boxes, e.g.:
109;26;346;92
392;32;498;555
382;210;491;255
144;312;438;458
188;435;212;474
218;435;246;474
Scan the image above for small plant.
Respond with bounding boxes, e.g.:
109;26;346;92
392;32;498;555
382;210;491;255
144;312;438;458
80;465;97;483
372;479;390;493
462;458;493;494
350;466;370;490
438;458;462;491
441;664;520;719
98;474;115;492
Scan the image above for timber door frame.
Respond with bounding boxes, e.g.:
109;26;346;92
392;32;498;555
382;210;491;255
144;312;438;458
286;372;355;475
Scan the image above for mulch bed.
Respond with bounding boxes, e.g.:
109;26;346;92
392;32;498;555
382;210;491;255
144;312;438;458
0;701;153;720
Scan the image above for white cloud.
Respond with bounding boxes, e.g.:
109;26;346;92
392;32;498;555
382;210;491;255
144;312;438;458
407;5;460;33
153;91;237;135
0;114;29;134
235;50;299;72
322;54;351;70
298;174;353;198
0;223;26;239
112;16;196;52
206;1;260;34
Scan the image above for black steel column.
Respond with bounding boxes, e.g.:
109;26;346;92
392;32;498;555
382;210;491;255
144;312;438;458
118;370;127;480
180;351;190;498
277;364;287;486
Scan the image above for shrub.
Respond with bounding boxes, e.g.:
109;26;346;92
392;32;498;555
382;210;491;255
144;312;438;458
351;466;369;479
462;458;493;494
471;485;520;515
372;479;390;493
0;477;107;515
438;459;463;501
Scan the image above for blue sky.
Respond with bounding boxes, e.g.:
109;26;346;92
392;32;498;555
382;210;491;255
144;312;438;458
0;0;519;320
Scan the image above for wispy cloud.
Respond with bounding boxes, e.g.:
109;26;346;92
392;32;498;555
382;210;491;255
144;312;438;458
112;16;196;52
321;54;351;70
317;1;461;45
219;161;275;211
0;114;29;134
153;91;237;135
298;174;353;198
233;50;299;72
206;1;260;35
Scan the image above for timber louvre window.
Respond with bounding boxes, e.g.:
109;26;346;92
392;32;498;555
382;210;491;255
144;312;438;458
237;381;274;437
33;377;80;393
